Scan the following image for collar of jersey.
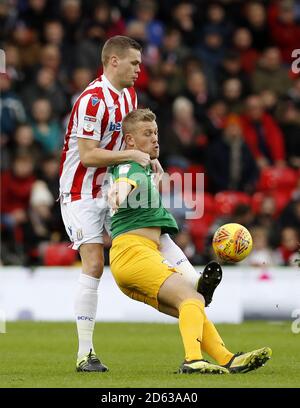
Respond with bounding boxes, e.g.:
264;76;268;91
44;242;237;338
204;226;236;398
101;74;124;96
123;161;152;173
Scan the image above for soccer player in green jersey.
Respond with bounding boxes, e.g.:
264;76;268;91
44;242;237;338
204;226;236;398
108;108;272;374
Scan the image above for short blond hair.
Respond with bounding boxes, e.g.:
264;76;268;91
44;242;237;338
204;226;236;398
122;108;156;136
101;36;142;67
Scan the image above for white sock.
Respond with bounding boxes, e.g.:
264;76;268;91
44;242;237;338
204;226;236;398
75;273;100;360
159;234;199;288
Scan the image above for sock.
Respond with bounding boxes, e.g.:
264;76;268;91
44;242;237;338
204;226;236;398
178;299;205;362
201;317;234;366
159;234;199;288
74;273;100;360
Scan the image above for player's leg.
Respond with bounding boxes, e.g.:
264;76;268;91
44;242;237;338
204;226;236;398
110;235;228;374
159;234;199;287
60;197;108;372
75;242;107;371
159;234;222;306
157;273;228;374
158;302;271;373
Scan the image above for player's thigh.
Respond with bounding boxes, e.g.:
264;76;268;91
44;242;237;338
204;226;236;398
79;243;104;278
60;196;107;250
110;235;177;309
158;272;204;310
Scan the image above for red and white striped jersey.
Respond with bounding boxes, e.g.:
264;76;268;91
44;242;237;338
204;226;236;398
59;74;137;201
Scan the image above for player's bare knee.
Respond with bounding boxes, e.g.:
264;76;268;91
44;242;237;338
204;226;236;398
84;259;104;278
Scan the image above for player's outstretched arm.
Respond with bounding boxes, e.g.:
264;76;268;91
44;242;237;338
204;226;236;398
78;138;150;168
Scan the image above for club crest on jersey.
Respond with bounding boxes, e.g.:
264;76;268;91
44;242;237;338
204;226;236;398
109;122;122;132
91;96;100;106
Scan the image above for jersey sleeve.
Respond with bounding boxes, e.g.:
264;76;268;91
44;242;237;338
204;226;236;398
113;162;143;190
76;93;106;141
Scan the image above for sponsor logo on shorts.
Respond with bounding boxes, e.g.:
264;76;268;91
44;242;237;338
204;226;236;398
176;258;188;266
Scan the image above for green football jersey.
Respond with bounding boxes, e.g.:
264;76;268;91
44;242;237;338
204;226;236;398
109;161;178;239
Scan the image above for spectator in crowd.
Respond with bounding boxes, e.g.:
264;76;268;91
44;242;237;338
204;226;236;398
145;74;171;130
197;26;225;73
206;113;259;193
203;2;233;45
242;1;271;51
69;67;94;106
171;1;198;48
276;226;300;266
0;73;26;137
1;154;36;264
75;22;106;74
252;47;292;97
278;101;300;169
221;78;244;114
21;66;69;119
60;0;82;45
38;154;64;235
133;0;164;47
254;194;278;234
162;96;206;168
244;226;280;267
202;98;228;142
18;0;55;40
184;70;211;122
10;124;43;166
268;0;300;63
4;44;25;91
232;27;260;74
217;50;251;95
241;95;286;169
31;98;62;154
11;24;41;71
286;77;300;109
159;27;190;96
279;198;300;232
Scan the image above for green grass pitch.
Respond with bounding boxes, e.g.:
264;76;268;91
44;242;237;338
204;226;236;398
0;321;299;388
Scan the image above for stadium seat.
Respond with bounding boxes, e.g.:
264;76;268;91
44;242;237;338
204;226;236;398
185;164;206;191
183;191;215;215
43;243;77;266
187;213;216;252
214;191;252;216
257;166;298;192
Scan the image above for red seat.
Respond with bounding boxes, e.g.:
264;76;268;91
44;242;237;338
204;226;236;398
214;191;251;216
257;166;298;192
187;213;215;252
43;243;77;266
183;192;215;215
185;164;206;191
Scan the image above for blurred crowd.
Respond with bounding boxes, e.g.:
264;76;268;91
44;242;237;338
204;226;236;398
1;0;300;267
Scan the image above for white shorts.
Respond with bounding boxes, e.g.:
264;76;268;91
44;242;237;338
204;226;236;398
60;195;111;250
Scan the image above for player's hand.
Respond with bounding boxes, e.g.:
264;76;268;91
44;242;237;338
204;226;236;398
107;184;118;212
128;150;150;167
151;159;164;187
